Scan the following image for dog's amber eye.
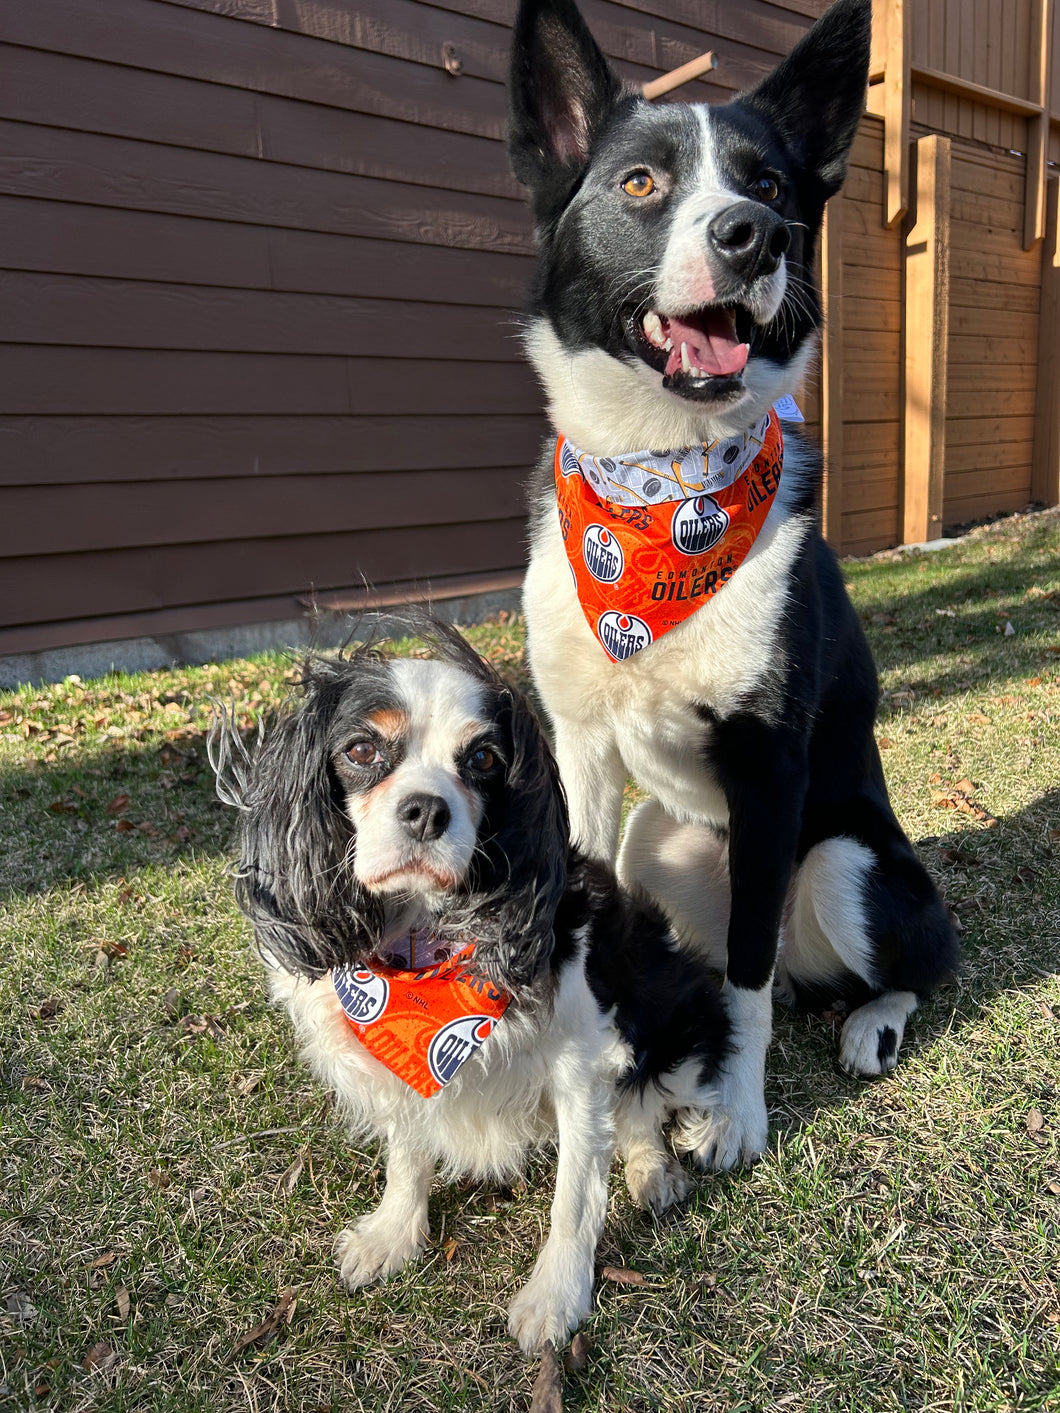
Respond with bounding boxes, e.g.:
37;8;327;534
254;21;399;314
469;747;495;772
754;175;780;202
347;741;381;768
622;171;655;198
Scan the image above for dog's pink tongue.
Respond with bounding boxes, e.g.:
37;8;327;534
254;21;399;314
663;309;748;378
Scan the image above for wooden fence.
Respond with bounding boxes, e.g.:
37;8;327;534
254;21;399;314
1;0;1057;662
805;0;1060;555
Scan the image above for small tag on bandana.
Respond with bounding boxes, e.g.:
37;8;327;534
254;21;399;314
333;941;510;1098
555;411;784;661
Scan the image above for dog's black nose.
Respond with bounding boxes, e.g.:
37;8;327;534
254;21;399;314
707;202;791;281
397;793;451;842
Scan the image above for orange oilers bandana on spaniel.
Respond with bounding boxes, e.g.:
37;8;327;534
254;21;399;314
555;410;784;661
333;935;510;1098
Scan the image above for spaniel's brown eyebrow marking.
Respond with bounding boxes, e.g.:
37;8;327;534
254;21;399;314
366;708;409;739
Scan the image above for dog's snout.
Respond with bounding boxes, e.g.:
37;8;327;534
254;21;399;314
397;792;451;842
707;201;790;280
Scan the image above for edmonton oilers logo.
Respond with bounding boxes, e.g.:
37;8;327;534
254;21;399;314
582;524;624;583
427;1014;495;1087
671;494;729;556
333;967;389;1026
559;442;581;478
597;610;652;662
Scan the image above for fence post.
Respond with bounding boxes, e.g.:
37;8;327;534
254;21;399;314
881;0;910;227
901;134;951;544
820;196;844;546
1031;176;1060;507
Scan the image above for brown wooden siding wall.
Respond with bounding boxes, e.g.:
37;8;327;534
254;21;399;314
0;0;834;658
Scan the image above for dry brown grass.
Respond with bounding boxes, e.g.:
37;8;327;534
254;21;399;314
2;521;1058;1412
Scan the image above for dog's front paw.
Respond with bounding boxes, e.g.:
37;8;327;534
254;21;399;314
335;1213;427;1289
624;1148;690;1214
674;1097;768;1172
507;1261;593;1356
839;992;917;1077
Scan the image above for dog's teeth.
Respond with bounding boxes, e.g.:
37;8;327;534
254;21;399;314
663;338;673;351
680;342;691;373
643;310;663;342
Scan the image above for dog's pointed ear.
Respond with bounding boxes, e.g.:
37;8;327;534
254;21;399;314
737;0;871;198
508;0;627;219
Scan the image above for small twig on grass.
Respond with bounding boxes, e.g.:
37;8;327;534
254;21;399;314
215;1126;309;1148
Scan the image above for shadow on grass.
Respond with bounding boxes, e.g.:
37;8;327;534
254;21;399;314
843;533;1059;699
0;724;232;901
751;784;1060;1153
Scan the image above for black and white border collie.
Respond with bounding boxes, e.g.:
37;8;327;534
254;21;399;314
210;618;729;1354
508;0;958;1170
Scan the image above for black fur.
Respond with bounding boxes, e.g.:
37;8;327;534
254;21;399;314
508;0;959;1039
555;856;730;1092
210;618;730;1097
507;0;874;392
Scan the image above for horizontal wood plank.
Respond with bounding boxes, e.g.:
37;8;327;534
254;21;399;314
0;272;527;361
0;197;533;306
0;467;528;557
0;413;549;486
0;346;544;416
0;122;535;255
0;43;527;202
942;487;1033;525
0;518;529;629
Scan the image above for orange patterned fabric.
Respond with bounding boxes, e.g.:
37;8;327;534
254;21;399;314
554;411;784;660
333;943;510;1098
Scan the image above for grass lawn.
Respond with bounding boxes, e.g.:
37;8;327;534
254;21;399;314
2;510;1059;1413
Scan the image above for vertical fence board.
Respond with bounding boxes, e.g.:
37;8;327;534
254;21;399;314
902;135;952;542
1031;176;1060;505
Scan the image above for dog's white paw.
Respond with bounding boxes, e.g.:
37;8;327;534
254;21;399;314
335;1214;427;1289
674;1097;768;1172
839;992;917;1077
624;1148;690;1214
507;1261;593;1356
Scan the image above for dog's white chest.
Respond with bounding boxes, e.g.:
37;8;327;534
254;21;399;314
524;480;810;827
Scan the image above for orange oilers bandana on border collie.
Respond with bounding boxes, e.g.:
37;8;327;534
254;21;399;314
555;410;783;661
333;935;510;1098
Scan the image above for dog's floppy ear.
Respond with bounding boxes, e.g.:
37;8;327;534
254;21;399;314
508;0;628;221
737;0;871;199
461;677;570;993
216;663;383;978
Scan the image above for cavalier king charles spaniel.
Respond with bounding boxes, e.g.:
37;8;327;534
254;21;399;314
209;617;729;1354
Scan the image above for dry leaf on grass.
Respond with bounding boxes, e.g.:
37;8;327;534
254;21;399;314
88;1252;116;1270
82;1341;117;1374
599;1265;648;1286
106;793;130;816
115;1287;130;1320
928;775;997;826
276;1149;306;1198
443;1237;459;1262
38;997;63;1020
231;1287;296;1357
564;1331;589;1374
529;1341;563;1413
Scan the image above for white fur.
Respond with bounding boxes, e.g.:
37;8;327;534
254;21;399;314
655;108;787;329
674;982;772;1171
346;659;486;894
525;318;815;459
273;931;632;1354
524;435;814;859
839;991;918;1077
776;836;879;999
617;801;729;967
